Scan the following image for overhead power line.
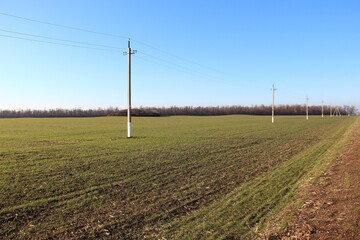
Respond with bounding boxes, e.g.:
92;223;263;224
0;29;235;87
0;12;129;39
135;54;222;83
137;51;215;78
136;51;239;86
0;34;121;52
136;53;269;92
0;11;286;95
0;28;126;50
0;11;224;75
133;40;235;78
132;39;213;70
137;51;262;90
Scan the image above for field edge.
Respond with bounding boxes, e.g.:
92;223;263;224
162;117;357;240
258;116;360;239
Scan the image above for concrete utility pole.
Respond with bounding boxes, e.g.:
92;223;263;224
271;84;277;123
305;96;309;120
335;107;341;116
321;100;324;118
123;39;137;138
330;105;333;117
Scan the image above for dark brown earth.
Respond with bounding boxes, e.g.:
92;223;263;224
268;118;360;239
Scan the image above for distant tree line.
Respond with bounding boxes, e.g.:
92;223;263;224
150;105;356;116
0;105;356;118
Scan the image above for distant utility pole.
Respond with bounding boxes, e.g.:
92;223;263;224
305;96;309;120
321;100;324;118
123;39;137;138
271;84;277;123
330;105;333;117
346;106;351;117
334;107;341;117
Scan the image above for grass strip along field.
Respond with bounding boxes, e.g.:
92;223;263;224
0;115;356;239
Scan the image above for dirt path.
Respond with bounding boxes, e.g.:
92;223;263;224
271;118;360;239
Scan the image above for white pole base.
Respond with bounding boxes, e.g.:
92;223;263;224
272;116;274;123
127;122;132;138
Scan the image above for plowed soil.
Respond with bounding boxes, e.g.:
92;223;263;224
272;118;360;239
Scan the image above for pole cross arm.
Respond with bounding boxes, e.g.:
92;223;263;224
124;50;137;55
123;50;137;55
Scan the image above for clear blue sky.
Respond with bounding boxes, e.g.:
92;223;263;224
0;0;359;110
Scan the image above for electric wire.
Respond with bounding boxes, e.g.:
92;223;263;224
0;11;313;100
0;27;229;86
134;55;204;79
135;54;256;88
132;39;215;70
137;51;275;91
137;51;216;80
137;51;262;90
0;12;227;76
0;28;126;50
0;12;129;39
134;54;226;84
0;34;122;52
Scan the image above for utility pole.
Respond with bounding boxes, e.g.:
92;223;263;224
330;105;333;117
321;100;324;118
271;84;277;123
335;107;341;116
123;39;137;138
305;96;309;120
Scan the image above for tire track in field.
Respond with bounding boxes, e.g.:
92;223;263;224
0;175;138;215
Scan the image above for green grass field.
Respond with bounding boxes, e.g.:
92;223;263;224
0;115;356;239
